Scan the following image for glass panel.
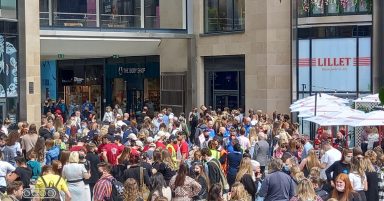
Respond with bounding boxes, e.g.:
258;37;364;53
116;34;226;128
218;0;233;31
311;38;357;92
101;0;141;29
52;0;97;27
0;0;17;19
205;0;219;32
298;0;309;17
358;37;371;92
233;0;244;31
298;40;310;92
144;0;159;29
311;0;324;15
342;0;356;13
40;0;50;26
326;0;338;14
215;95;238;110
0;99;5;122
359;0;369;12
7;98;17;123
4;35;17;98
214;71;238;90
0;35;5;98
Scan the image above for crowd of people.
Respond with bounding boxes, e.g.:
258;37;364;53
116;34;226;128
0;102;383;201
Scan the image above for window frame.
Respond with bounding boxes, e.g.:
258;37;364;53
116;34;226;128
203;0;245;34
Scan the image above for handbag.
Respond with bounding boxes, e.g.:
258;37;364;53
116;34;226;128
140;167;150;200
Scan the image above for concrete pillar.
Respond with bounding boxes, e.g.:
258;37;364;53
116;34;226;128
373;0;384;92
18;0;41;125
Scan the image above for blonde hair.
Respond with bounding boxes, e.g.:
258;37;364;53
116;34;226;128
68;152;80;163
306;149;321;170
230;182;251;201
360;157;375;172
327;198;338;201
365;150;377;165
295;178;317;201
309;167;321;178
350;157;365;185
236;157;253;182
123;178;141;201
249;127;258;143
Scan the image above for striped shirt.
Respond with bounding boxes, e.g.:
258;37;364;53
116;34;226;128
93;175;113;201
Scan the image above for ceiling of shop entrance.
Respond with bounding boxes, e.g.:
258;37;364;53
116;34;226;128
40;36;161;60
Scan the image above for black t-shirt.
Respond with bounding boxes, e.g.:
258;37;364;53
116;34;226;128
14;166;32;188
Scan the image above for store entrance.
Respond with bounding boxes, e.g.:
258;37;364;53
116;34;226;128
214;93;239;110
127;90;144;114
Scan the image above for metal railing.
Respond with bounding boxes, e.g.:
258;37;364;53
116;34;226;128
39;0;187;30
298;0;372;17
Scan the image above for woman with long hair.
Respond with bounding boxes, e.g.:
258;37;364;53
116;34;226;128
32;137;46;165
235;157;256;200
2;131;22;166
361;157;378;201
152;150;177;185
147;173;172;201
332;173;361;201
348;157;367;201
60;150;71;166
208;183;224;201
169;163;201;201
21;124;38;155
52;160;63;175
229;182;251;201
124;178;143;201
289;178;322;201
299;149;321;176
111;147;130;183
193;162;210;201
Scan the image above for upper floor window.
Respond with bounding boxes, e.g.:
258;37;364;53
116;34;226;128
204;0;245;33
298;0;372;17
0;0;17;20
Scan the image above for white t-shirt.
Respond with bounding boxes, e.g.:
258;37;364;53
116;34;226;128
367;133;379;150
238;135;251;151
320;148;342;180
0;161;15;187
349;172;366;191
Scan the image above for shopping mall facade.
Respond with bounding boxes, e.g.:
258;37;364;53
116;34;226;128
1;0;383;126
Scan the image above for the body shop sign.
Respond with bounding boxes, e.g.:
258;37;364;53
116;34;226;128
299;38;371;92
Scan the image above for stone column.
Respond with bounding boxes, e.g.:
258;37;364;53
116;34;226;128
373;0;384;91
18;0;41;125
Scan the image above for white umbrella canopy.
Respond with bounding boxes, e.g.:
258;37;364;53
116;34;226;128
291;94;349;110
303;108;364;125
295;104;350;116
347;110;384;126
354;94;380;103
291;101;346;113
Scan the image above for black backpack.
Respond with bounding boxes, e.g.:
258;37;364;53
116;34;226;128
105;177;125;201
40;176;62;201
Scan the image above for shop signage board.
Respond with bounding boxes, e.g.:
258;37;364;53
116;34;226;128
118;66;146;75
298;38;371;92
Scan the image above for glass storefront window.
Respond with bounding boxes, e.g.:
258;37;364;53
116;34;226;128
144;0;159;29
204;0;245;33
0;0;17;20
52;0;97;27
101;0;141;29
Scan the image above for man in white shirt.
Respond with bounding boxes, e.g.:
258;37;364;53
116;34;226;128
0;152;16;193
320;141;342;180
